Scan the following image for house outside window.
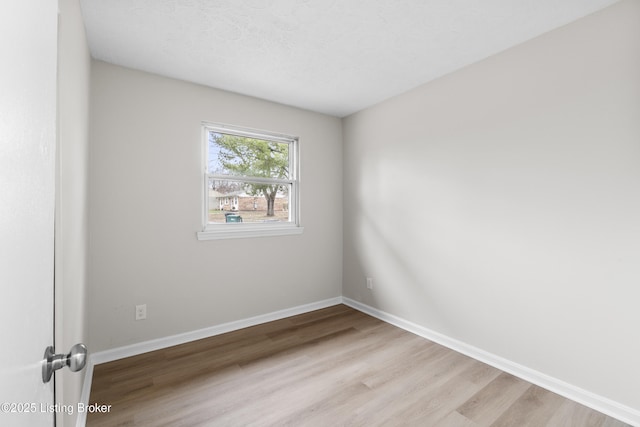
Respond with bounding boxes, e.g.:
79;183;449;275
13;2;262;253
197;122;302;240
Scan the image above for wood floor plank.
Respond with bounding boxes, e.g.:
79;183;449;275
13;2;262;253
490;385;568;427
546;399;630;427
377;359;500;426
436;411;480;427
457;372;531;425
87;305;630;426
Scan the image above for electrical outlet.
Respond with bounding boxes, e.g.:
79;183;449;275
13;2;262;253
366;277;373;290
135;304;147;321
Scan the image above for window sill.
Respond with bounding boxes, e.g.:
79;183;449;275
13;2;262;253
196;224;304;240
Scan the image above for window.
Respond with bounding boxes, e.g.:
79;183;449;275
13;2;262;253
197;122;302;240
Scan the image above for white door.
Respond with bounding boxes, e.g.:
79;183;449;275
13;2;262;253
0;1;59;426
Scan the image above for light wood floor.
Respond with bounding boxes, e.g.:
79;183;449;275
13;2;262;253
87;305;629;426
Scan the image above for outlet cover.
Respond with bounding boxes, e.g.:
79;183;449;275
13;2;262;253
135;304;147;320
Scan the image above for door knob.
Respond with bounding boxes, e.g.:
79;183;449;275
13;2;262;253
42;343;88;383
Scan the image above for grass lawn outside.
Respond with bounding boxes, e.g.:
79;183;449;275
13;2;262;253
208;210;290;224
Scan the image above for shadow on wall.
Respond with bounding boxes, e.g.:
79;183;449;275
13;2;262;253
344;147;458;330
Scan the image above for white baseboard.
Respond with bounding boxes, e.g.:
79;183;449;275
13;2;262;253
77;296;343;427
342;297;640;427
89;297;343;365
78;296;639;427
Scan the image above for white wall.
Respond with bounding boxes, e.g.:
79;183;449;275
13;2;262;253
88;62;343;352
343;0;639;413
56;0;91;425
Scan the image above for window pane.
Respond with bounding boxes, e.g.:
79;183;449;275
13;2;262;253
207;178;291;224
208;131;290;179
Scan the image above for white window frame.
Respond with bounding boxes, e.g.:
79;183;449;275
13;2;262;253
197;122;303;240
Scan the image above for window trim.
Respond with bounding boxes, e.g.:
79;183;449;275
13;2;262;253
197;122;303;240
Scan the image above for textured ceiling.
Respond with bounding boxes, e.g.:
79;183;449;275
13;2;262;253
80;0;620;117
